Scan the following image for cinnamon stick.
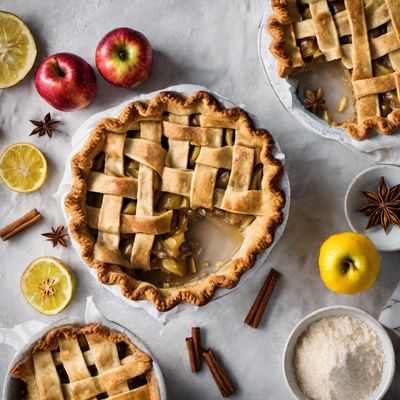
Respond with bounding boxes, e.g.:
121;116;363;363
202;348;235;397
192;327;202;370
0;208;42;241
186;337;198;373
244;268;281;329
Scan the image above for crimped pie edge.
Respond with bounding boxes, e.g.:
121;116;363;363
65;90;285;311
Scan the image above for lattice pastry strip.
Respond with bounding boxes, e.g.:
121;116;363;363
94;131;126;267
33;350;65;398
309;0;341;61
347;0;379;125
164;115;191;169
130;165;156;269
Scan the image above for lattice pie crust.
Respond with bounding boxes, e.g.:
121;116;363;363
10;324;160;399
65;91;285;311
268;0;400;140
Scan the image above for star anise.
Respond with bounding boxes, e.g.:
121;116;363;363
359;176;400;234
303;87;326;115
30;113;60;138
42;225;69;247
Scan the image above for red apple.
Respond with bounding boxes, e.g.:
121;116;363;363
35;52;96;111
96;28;153;88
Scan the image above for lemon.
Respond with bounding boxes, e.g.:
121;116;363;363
0;143;47;193
20;257;75;315
0;11;37;88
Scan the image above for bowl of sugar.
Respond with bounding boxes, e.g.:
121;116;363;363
283;306;395;400
344;165;400;252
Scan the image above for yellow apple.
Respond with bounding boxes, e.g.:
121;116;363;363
319;232;380;295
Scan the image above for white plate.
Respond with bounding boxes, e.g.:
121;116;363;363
345;165;400;251
283;306;396;400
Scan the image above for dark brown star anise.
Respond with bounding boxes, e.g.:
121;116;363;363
42;225;69;247
359;176;400;234
303;88;326;115
30;113;60;138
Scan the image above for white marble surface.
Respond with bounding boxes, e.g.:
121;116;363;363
0;1;399;399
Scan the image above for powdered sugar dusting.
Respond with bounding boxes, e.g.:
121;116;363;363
293;316;384;400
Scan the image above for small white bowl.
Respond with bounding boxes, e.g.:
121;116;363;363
283;306;396;400
345;165;400;251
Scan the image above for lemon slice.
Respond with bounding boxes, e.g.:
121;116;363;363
0;143;47;193
0;11;37;88
20;257;75;315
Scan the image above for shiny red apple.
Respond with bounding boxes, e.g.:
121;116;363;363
35;53;96;111
96;27;153;88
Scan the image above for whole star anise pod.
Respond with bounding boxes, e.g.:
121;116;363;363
359;176;400;234
303;88;326;115
30;113;60;138
42;225;69;247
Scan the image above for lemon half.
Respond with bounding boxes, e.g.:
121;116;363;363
0;143;47;193
0;11;37;88
20;257;75;315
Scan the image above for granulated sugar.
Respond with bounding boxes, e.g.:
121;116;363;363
293;316;384;400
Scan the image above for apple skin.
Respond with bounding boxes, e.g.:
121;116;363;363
35;53;96;112
319;232;380;295
96;27;153;88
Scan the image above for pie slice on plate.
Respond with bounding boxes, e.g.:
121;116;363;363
10;324;160;399
65;91;285;311
268;0;400;140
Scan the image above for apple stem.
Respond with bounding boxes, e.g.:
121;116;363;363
119;50;126;61
343;259;355;274
53;59;66;78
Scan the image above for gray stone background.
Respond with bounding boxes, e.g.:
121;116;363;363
0;1;399;398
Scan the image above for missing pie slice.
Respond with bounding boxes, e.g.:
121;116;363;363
10;324;160;399
268;0;400;140
65;91;285;311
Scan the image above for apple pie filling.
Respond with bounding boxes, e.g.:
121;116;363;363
86;119;262;284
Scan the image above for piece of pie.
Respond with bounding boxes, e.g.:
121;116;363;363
65;91;285;311
10;324;160;399
268;0;400;140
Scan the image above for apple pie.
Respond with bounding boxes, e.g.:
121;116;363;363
10;324;160;399
65;91;285;311
268;0;400;140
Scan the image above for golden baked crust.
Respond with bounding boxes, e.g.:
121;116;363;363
65;91;285;311
267;0;400;140
10;323;160;399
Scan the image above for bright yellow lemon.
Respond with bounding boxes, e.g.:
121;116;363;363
20;257;75;315
0;11;37;88
0;143;47;193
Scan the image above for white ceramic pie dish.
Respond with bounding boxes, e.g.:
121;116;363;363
55;84;291;320
345;165;400;252
2;317;167;400
282;306;396;400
